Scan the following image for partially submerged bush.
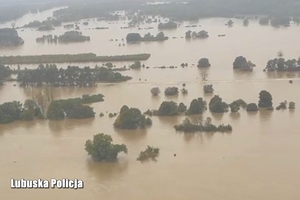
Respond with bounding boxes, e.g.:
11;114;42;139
137;146;160;162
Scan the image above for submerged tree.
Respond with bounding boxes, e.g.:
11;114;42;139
233;56;256;71
157;101;179;116
137;146;160;162
186;98;207;115
203;84;214;93
209;95;228;113
85;133;128;161
258;90;273;108
114;106;152;129
289;102;295;109
197;58;211;68
151;87;161;96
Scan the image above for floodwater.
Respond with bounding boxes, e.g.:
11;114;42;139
0;9;300;200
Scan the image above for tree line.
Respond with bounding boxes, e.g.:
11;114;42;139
17;64;131;87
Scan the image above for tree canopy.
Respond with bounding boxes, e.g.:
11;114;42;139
85;133;128;161
114;106;152;129
186;98;207;115
233;56;256;71
258;90;273;108
209;95;229;113
17;64;132;87
197;58;211;68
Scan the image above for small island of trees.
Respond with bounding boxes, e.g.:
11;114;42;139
197;58;211;68
17;64;132;87
185;30;209;39
85;133;128;161
174;117;232;133
126;32;168;43
37;25;55;31
233;56;256;71
164;87;179;96
203;84;214;93
113;106;152;129
264;58;300;72
0;53;151;64
137;146;160;162
0;65;12;85
0;28;24;47
158;21;177;29
36;31;91;44
209;95;229;113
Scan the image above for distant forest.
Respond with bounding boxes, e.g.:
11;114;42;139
2;0;300;23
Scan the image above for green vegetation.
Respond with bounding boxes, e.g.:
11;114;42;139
158;21;177;29
258;90;273;108
114;106;152;129
46;97;96;120
259;17;270;25
209;95;229;113
130;61;142;69
157;101;180;116
139;1;300;21
17;64;131;87
46;1;300;24
186;98;207;115
37;25;55;31
0;65;12;85
23;19;62;28
126;32;168;43
233;56;256;71
289;102;296;109
246;103;259;112
178;103;187;113
181;88;188;95
164;87;179;96
203;84;214;93
85;133;127;162
0;100;43;124
230;99;248;112
265;58;300;72
174;117;232;133
151;87;161;96
137;146;160;162
185;30;209;39
197;58;211;68
36;31;90;43
276;101;287;110
270;16;291;27
243;19;249;26
0;28;24;47
0;53;151;64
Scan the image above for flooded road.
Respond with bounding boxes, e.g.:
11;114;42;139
0;9;300;200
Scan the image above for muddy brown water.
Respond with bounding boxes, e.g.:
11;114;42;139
0;9;300;200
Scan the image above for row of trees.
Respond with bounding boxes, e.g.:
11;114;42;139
185;30;209;39
36;31;91;44
0;92;104;124
174;117;232;133
146;90;295;116
0;53;151;64
0;65;11;85
151;87;188;96
265;58;300;71
126;32;168;43
0;100;43;124
17;64;132;87
85;133;159;162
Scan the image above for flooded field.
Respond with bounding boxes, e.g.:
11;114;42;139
0;8;300;200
